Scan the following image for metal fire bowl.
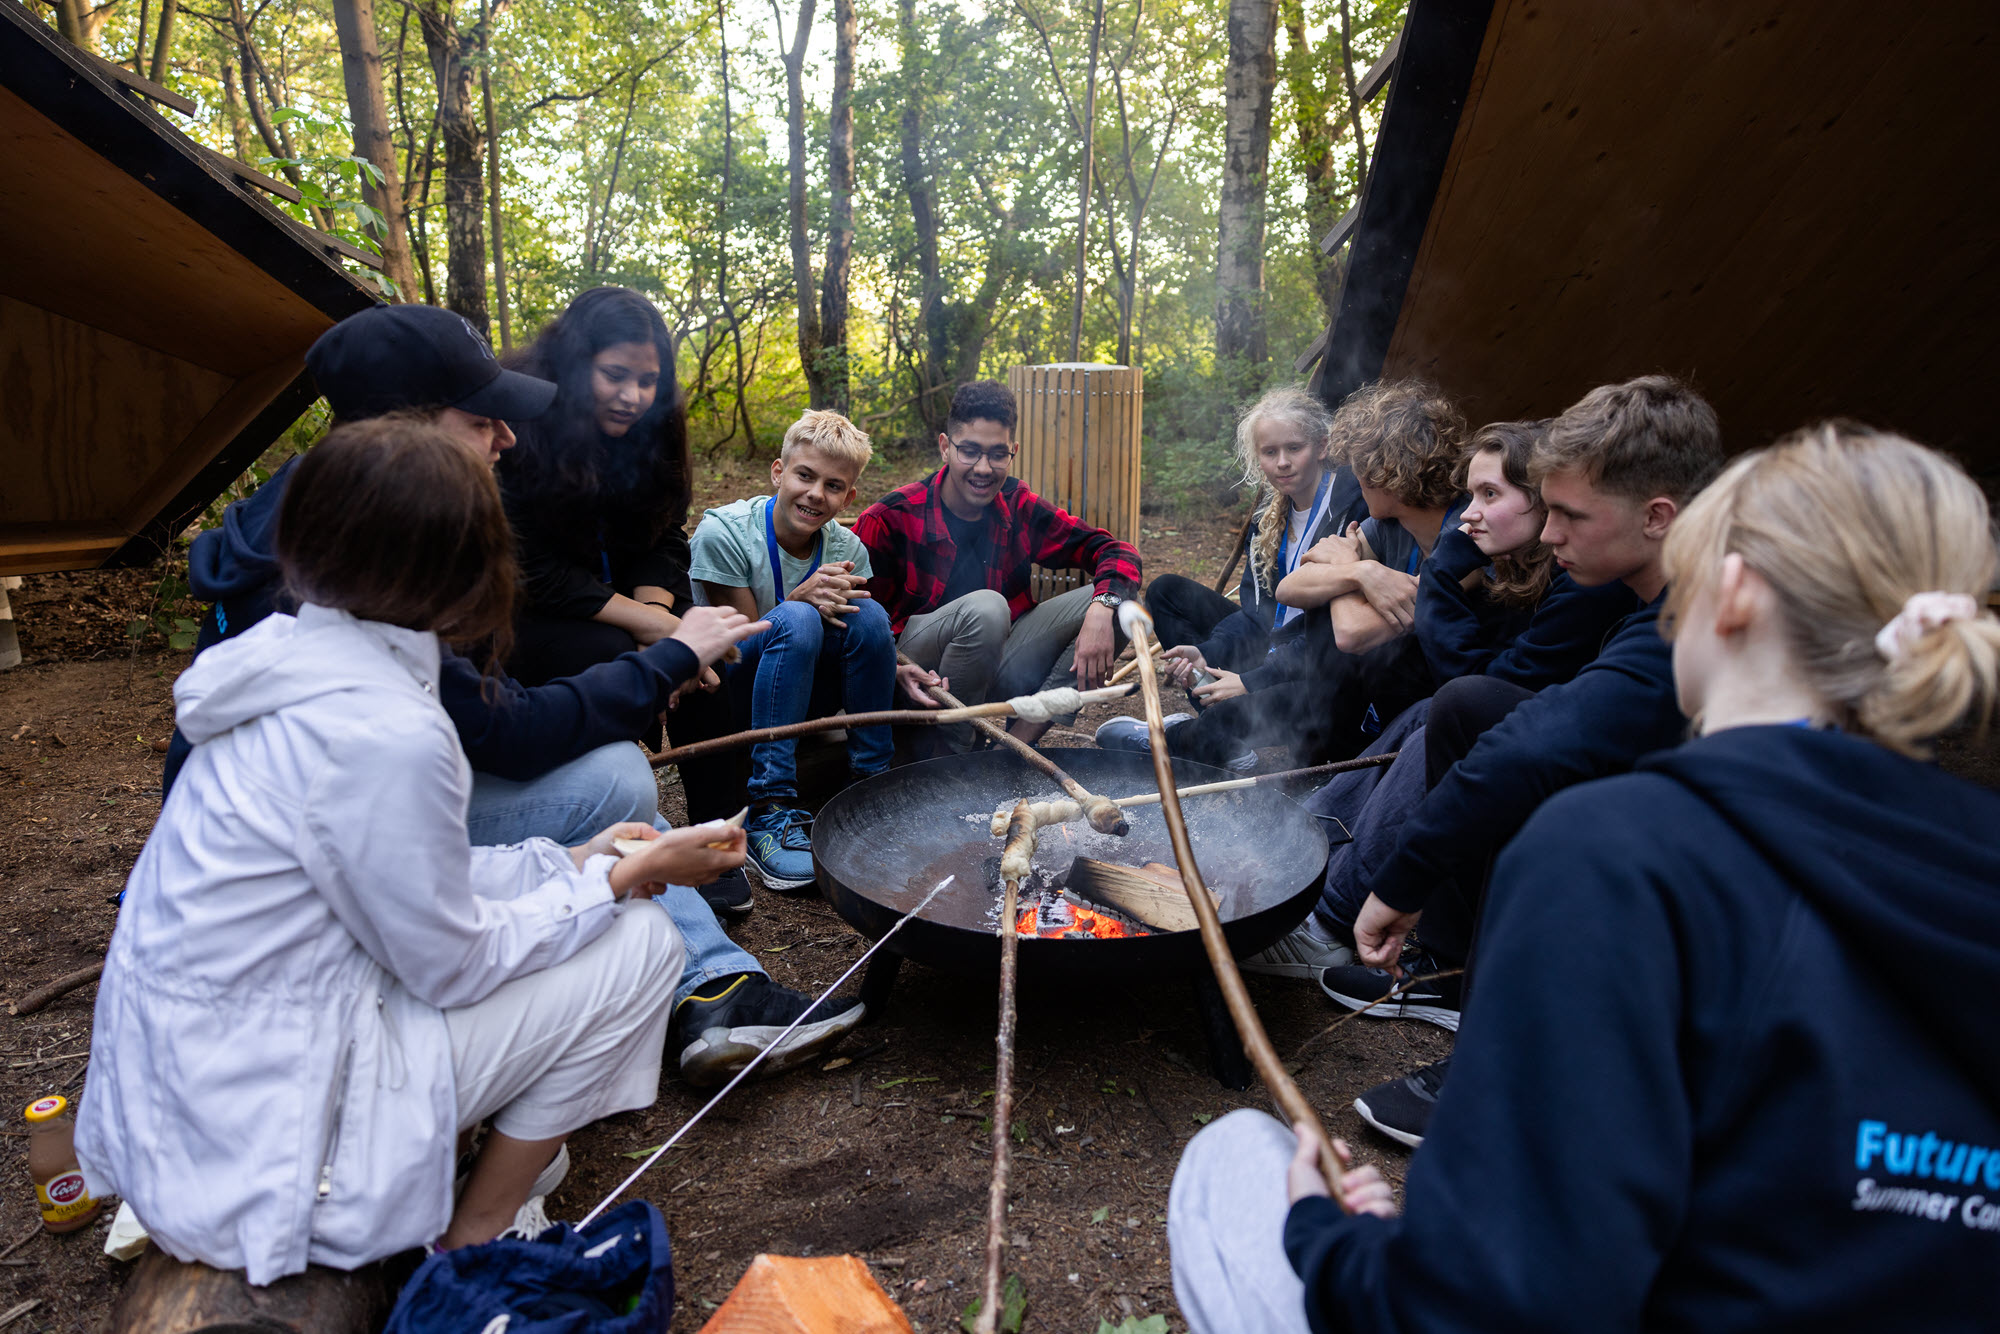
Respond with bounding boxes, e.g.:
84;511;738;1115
812;749;1330;982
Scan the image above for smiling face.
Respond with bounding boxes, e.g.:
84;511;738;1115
436;406;516;467
769;442;863;547
1252;415;1325;508
1460;449;1543;557
1538;466;1668;589
937;417;1015;517
590;340;661;437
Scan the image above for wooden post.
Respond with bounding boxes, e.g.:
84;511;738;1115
0;578;20;671
1007;364;1143;603
111;1249;401;1334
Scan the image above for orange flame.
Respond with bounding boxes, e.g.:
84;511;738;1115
1010;901;1147;939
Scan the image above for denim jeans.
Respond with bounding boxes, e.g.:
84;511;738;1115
726;598;895;803
466;741;761;1005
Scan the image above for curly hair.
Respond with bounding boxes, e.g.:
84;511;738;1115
1458;419;1556;608
497;286;690;549
1332;380;1466;512
1231;384;1337;584
946;380;1017;436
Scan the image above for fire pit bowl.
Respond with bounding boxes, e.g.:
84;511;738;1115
812;748;1330;984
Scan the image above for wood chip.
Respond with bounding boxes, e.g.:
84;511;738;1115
0;1299;43;1329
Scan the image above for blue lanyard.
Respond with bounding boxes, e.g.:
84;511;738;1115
1272;470;1335;630
764;497;823;608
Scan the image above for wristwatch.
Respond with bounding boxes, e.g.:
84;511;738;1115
1092;592;1126;610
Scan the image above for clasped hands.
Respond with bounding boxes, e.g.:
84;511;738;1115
788;561;871;625
1303;523;1419;632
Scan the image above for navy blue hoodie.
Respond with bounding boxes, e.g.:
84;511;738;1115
1286;726;2000;1331
1365;592;1681;918
177;466;698;789
1413;525;1639;690
1197;466;1368;674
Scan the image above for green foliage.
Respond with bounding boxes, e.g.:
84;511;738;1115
960;1274;1028;1334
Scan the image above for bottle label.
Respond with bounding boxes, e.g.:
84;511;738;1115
37;1170;95;1223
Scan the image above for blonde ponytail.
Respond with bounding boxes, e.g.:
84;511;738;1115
1663;422;2000;756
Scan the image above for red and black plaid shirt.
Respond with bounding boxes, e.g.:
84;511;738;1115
854;468;1142;633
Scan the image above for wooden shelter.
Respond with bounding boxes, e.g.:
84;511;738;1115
1302;0;2000;476
0;4;379;577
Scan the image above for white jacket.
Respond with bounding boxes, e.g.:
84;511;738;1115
77;605;629;1284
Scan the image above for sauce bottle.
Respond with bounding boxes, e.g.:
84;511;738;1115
26;1095;101;1233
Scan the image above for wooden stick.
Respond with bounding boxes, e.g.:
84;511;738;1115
898;654;1129;836
987;751;1401;832
978;800;1033;1334
1106;640;1164;686
8;964;103;1017
1120;603;1349;1201
1214;505;1257;593
647;684;1134;768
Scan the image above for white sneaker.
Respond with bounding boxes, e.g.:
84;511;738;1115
499;1194;555;1242
531;1142;570;1199
1241;920;1354;979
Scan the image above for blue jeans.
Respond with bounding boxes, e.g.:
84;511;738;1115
728;598;894;804
466;741;762;1005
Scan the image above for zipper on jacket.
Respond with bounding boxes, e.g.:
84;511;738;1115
315;1038;355;1203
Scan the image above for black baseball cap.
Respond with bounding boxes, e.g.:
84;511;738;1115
305;304;557;423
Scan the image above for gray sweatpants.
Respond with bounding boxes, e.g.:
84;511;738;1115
897;585;1109;751
1168;1109;1313;1334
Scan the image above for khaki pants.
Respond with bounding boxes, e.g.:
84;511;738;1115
897;585;1115;751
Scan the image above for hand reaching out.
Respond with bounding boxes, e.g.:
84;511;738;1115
670;605;768;668
1162;644;1208;689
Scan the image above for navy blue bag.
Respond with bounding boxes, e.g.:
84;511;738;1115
385;1202;674;1334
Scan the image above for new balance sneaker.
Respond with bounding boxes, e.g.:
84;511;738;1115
1094;715;1257;772
696;867;754;917
745;806;816;891
673;973;866;1087
1318;952;1464;1031
1241;919;1355;979
1353;1058;1450;1148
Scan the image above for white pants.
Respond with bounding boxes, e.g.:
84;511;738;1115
446;904;685;1141
1168;1109;1314;1334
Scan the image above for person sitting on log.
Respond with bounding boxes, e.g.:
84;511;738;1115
689;409;901;890
1098;380;1465;771
1320;376;1721;1147
1240;417;1641;981
854;379;1142;752
1167;421;2000;1334
1141;384;1368;676
77;418;758;1282
174;304;864;1088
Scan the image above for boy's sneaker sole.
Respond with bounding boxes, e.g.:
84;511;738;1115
697;868;755;917
745;860;817;893
1318;969;1462;1032
1353;1096;1425;1149
678;1001;866;1086
1352;1059;1451;1148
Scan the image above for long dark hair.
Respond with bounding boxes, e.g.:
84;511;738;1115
1456;419;1555;608
499;286;691;543
277;414;516;667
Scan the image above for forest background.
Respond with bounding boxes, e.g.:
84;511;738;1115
36;0;1402;512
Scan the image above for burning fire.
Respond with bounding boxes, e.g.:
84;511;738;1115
1013;902;1146;940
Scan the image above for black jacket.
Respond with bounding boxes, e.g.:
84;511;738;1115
177;465;697;791
1366;591;1682;915
1288;725;2000;1331
1197;466;1368;675
498;431;694;619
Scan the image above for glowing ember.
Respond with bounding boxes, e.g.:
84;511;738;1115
1011;900;1147;939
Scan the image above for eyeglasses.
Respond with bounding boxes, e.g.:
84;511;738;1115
950;441;1017;467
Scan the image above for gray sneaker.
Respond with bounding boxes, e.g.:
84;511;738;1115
1241;921;1355;979
1094;714;1192;752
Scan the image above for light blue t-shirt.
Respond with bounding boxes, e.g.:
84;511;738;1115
688;496;873;616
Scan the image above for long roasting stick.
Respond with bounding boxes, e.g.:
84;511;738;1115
648;683;1134;768
897;653;1130;836
978;800;1036;1334
986;752;1401;834
1106;640;1164;686
1118;601;1350;1200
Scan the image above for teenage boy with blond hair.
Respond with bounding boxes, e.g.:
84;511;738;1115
691;409;897;889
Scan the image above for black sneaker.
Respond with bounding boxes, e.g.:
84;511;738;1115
672;974;866;1087
1318;952;1463;1031
696;867;754;918
1354;1058;1450;1148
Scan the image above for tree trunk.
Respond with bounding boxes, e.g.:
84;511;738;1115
898;0;948;439
716;0;755;454
229;0;336;231
1280;0;1341;323
481;0;510;346
775;0;826;407
147;0;178;83
418;0;489;332
331;0;420;301
818;0;856;411
54;0;88;49
1066;0;1104;362
221;60;254;162
1214;0;1278;374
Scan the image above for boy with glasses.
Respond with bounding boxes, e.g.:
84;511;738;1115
854;380;1142;751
